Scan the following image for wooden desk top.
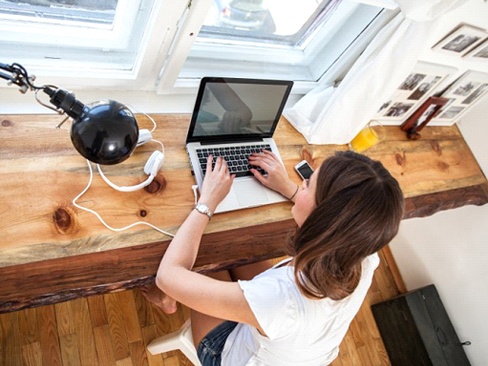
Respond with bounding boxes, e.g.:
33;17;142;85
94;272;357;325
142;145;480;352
1;114;487;313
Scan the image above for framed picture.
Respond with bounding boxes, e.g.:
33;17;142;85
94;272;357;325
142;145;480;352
400;96;449;139
432;24;487;57
431;70;488;124
374;62;457;123
465;38;488;60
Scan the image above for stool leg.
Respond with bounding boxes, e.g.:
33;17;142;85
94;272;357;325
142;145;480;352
147;319;202;366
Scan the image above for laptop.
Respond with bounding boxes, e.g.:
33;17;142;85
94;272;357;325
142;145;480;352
186;77;294;213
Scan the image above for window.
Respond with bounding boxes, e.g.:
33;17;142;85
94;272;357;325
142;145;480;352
0;0;396;96
200;0;328;47
0;0;163;89
0;0;151;69
159;0;396;92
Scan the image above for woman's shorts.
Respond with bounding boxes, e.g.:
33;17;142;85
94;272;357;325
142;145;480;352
197;321;238;366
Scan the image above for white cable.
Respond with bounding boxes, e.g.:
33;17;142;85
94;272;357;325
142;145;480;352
192;184;199;205
151;138;164;151
97;165;155;192
72;111;175;236
72;159;175;237
126;104;157;133
96;132;165;192
142;111;158;133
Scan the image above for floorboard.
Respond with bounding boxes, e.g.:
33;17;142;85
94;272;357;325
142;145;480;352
0;247;401;365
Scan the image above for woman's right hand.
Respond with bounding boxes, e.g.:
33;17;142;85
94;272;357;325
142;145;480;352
198;155;235;212
248;150;299;201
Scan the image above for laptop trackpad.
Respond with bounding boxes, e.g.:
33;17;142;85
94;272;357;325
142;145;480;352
234;179;268;207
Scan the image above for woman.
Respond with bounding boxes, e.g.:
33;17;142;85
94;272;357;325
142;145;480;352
148;150;404;365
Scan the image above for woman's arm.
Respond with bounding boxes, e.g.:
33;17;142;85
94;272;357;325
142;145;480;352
155;156;265;333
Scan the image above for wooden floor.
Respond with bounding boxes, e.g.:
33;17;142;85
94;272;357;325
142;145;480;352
0;248;402;366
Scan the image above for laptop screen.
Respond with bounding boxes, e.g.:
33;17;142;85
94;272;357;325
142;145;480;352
186;77;293;143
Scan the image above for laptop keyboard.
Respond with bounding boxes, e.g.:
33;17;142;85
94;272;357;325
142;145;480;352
196;144;271;177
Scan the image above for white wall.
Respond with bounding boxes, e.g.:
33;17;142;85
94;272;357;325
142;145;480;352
389;3;488;364
390;95;488;365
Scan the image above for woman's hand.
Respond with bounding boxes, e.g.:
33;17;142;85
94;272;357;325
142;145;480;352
249;150;299;201
198;155;235;211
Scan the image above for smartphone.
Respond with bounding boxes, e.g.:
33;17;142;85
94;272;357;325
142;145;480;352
294;160;314;180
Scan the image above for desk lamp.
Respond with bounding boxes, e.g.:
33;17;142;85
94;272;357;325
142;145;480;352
0;62;139;165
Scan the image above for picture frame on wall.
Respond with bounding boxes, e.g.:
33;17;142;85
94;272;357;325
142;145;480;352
400;96;450;139
465;38;488;60
432;70;488;124
374;62;457;123
432;24;487;57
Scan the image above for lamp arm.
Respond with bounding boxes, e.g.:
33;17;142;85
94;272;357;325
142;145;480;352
0;69;13;82
0;62;40;93
1;62;85;119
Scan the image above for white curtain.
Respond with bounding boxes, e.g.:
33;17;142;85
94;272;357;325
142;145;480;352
283;0;469;145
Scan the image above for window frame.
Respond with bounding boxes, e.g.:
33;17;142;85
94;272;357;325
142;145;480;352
0;0;140;50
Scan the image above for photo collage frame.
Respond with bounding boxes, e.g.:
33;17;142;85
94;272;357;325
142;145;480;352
431;70;488;123
374;62;457;123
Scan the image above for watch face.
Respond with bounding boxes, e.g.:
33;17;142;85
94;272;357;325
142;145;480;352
196;203;212;218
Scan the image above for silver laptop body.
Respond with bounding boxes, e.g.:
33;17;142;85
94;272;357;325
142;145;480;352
186;77;294;213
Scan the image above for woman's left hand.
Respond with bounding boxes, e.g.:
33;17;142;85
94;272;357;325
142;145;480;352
249;150;298;200
198;155;235;212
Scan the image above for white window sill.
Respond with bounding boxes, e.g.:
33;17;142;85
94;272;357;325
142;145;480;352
0;85;305;115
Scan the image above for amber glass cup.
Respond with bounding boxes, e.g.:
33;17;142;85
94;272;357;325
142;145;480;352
349;120;386;153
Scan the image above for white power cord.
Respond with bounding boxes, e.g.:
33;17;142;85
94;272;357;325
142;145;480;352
72;111;173;237
96;112;166;193
72;159;175;237
192;184;199;205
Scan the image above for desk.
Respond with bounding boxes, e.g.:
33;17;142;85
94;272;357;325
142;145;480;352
1;114;487;313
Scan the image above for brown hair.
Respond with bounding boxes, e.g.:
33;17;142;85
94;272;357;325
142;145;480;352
287;151;404;300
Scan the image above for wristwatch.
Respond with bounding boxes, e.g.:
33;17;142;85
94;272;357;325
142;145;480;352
195;202;213;219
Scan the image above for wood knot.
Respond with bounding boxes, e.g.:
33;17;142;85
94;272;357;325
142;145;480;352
300;147;317;168
1;120;12;127
430;141;442;156
437;161;450;171
53;206;77;234
144;175;167;194
394;151;406;167
139;209;148;218
300;147;313;162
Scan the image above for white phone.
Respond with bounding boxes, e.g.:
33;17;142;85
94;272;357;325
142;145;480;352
294;160;314;180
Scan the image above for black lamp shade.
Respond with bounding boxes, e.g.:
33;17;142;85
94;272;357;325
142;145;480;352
70;100;139;165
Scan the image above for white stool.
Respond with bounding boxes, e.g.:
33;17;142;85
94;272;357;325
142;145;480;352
147;319;202;366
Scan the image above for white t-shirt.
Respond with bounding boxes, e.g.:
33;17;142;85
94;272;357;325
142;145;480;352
221;254;379;366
